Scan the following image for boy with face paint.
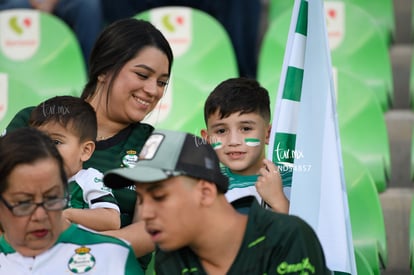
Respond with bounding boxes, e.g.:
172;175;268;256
201;77;289;213
103;129;330;275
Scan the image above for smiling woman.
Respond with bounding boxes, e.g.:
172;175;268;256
0;127;143;274
5;18;174;270
7;18;173;219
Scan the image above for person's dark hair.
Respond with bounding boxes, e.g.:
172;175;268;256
29;96;97;142
81;18;174;101
0;127;67;194
203;77;271;124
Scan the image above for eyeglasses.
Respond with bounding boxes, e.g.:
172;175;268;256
0;195;68;217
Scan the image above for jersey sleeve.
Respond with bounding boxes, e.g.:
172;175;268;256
76;168;120;212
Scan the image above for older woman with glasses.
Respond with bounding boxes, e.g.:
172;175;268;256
0;127;143;274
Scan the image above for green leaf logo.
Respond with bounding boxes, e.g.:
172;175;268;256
9;16;23;35
162;14;175;32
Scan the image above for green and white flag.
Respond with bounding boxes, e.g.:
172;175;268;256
267;0;357;273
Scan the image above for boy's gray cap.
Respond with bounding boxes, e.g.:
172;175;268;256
104;129;228;193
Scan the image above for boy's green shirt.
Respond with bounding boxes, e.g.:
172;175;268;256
222;165;292;207
6;106;153;227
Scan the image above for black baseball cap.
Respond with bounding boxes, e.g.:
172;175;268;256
103;129;228;193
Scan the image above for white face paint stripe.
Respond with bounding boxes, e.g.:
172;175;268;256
212;142;223;150
245;138;261;147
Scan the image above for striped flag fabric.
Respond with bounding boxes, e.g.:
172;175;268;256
267;0;357;274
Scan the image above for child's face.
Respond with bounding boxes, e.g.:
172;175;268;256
203;111;270;175
36;122;89;178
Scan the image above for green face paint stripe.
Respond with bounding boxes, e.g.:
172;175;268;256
248;236;266;248
212;142;223;149
245;138;261;147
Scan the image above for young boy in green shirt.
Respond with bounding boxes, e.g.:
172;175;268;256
29;96;120;231
201;77;289;213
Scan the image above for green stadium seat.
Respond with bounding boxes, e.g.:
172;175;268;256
341;0;395;45
135;7;238;134
0;9;86;98
264;1;393;111
327;1;393;111
0;74;43;132
256;18;285;116
355;248;375;275
258;11;391;192
343;150;387;274
337;70;390;193
269;0;394;45
268;0;294;23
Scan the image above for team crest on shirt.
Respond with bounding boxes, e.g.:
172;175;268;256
122;149;138;168
68;246;96;273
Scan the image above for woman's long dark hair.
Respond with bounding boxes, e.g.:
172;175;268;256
81;18;174;102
